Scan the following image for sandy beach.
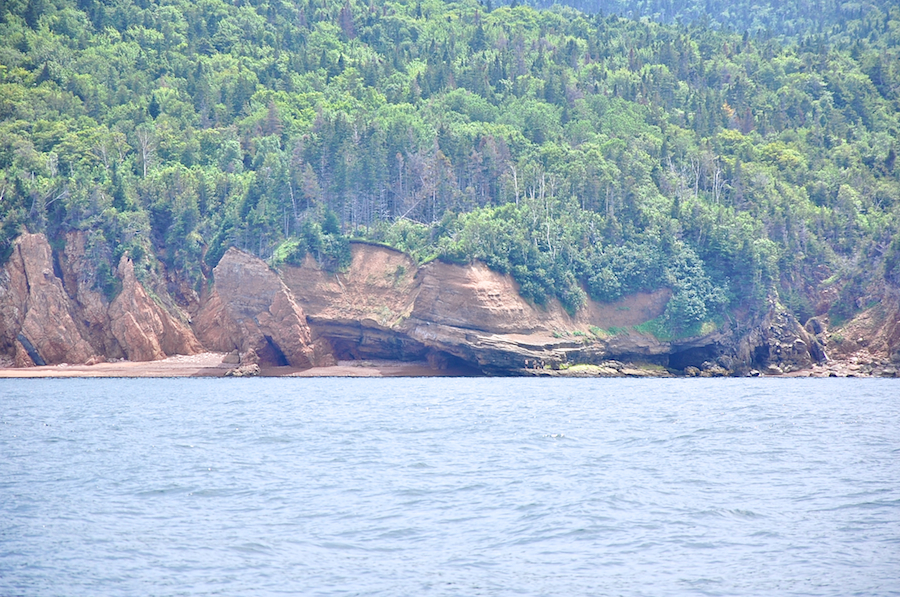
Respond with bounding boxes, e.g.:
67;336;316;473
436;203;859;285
0;353;476;378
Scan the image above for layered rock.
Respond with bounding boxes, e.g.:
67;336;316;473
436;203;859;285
1;235;834;375
0;232;202;366
279;243;729;374
201;247;321;368
1;233;97;366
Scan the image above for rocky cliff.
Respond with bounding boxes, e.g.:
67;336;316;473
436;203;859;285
286;244;832;375
1;234;843;375
0;233;202;367
246;242;826;375
194;247;332;368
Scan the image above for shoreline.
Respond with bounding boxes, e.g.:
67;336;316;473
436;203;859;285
0;351;895;378
0;353;477;378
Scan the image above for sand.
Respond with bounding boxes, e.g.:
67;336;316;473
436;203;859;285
0;353;470;378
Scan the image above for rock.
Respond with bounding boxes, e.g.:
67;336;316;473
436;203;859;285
0;232;204;367
192;289;242;352
59;231;125;359
739;304;826;375
805;316;826;336
311;337;337;367
749;369;761;377
700;364;730;377
108;256;203;361
278;243;685;374
0;251;29;357
3;234;97;365
212;248;317;368
239;348;260;366
764;364;784;375
224;363;260;377
6;236;861;376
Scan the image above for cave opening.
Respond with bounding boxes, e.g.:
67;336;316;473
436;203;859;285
752;343;770;367
668;345;720;370
260;335;290;366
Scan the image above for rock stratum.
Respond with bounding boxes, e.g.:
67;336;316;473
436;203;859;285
4;232;897;376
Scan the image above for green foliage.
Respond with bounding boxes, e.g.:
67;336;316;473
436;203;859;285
271;238;307;267
94;260;121;301
0;0;897;328
370;218;434;263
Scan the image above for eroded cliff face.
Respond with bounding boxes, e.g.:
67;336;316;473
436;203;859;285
2;235;834;375
195;247;330;368
0;233;202;366
0;233;96;366
271;242;826;375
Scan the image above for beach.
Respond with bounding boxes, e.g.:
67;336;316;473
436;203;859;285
0;353;469;378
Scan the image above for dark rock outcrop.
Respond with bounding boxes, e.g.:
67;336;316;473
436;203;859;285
736;303;827;374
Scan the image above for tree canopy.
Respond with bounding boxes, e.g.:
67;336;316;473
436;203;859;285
1;0;898;333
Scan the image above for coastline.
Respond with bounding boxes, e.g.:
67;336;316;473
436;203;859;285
0;353;476;378
0;351;894;378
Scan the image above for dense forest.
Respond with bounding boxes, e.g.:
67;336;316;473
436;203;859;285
500;0;889;42
1;0;898;336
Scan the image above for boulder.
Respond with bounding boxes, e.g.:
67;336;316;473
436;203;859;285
224;363;260;377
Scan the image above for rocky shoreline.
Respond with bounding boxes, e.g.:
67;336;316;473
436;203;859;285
2;233;898;378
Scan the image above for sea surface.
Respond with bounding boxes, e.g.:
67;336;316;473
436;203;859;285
1;378;899;596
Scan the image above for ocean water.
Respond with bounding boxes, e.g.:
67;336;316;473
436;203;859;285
1;378;898;596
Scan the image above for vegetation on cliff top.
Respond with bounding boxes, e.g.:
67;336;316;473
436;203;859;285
1;0;898;331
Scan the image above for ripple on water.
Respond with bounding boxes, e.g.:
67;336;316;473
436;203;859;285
1;377;899;597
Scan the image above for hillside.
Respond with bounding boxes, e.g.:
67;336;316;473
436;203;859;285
1;0;899;373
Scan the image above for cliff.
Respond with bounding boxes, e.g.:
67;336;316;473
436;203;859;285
280;244;833;375
204;242;829;376
1;234;862;376
0;233;202;367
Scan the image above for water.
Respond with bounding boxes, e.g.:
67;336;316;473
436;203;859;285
1;378;899;596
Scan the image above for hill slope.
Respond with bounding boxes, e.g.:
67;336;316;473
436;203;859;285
1;0;899;370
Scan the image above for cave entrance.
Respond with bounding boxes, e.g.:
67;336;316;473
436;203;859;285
668;345;719;371
260;335;290;367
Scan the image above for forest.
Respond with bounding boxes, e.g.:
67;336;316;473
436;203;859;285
1;0;898;336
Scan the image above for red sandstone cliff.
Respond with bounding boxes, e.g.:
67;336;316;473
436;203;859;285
2;235;850;375
194;247;331;368
0;233;202;366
